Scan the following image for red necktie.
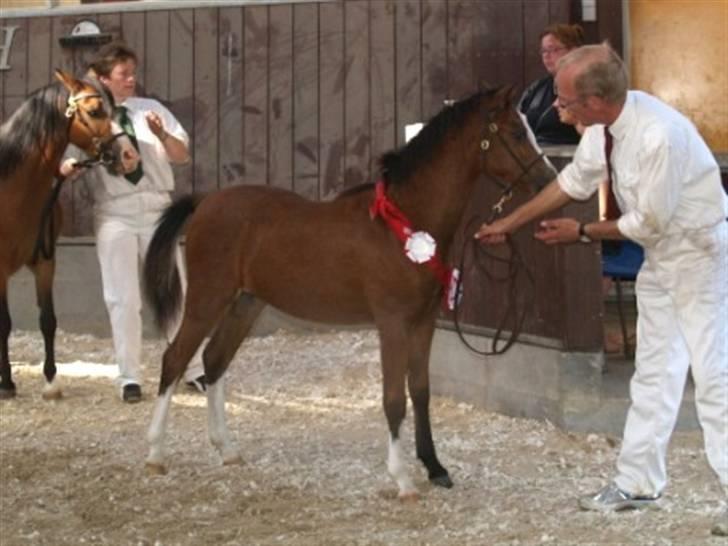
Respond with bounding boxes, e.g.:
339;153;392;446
604;126;620;220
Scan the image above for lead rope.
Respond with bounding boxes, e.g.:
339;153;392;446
448;101;536;354
31;175;66;264
30;151;119;265
31;132;123;264
450;213;535;355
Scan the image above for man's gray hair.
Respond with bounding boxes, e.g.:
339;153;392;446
558;42;628;103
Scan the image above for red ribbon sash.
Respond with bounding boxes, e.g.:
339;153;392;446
369;181;456;309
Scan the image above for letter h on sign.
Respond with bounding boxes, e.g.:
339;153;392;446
0;26;19;71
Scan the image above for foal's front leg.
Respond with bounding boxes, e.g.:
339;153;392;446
0;284;16;399
407;314;452;488
379;323;418;500
33;259;61;400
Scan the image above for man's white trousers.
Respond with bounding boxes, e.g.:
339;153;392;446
615;222;727;497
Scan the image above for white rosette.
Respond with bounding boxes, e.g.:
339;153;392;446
404;231;437;264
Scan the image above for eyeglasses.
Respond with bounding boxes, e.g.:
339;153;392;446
555;95;582;110
553;84;582;110
540;46;567;56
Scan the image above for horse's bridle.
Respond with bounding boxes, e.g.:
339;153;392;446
31;91;125;265
479;107;548;221
65;91;126;168
450;102;546;356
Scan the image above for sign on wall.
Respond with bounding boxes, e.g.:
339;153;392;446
0;26;19;70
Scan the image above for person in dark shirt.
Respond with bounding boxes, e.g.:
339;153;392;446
520;23;585;145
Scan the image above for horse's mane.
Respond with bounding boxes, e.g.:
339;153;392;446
336;89;497;199
333;88;499;200
379;88;498;185
0;81;72;180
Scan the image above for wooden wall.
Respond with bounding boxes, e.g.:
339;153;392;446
630;0;727;152
0;0;623;349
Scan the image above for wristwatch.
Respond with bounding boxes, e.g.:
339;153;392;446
578;223;593;243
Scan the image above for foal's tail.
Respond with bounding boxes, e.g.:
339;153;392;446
143;194;201;333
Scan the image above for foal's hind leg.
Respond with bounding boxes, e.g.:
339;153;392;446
378;320;419;500
0;277;16;399
146;312;216;474
407;314;451;488
32;259;61;400
203;293;265;465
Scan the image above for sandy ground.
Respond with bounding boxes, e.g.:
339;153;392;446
1;328;725;546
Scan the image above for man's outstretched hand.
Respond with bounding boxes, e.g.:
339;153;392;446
534;218;581;245
474;218;511;245
475;216;584;246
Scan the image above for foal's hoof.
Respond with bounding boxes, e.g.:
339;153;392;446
398;490;421;503
222;453;244;466
0;387;17;400
430;473;454;489
42;384;63;401
145;462;168;476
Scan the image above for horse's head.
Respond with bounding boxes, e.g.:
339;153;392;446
54;69;139;176
477;86;557;195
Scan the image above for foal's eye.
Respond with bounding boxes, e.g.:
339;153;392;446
86;108;105;119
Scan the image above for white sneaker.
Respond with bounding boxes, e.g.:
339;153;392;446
579;482;661;512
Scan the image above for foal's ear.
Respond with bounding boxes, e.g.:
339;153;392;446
494;84;517;107
54;69;84;93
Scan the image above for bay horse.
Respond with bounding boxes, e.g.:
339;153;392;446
143;86;556;498
0;70;139;400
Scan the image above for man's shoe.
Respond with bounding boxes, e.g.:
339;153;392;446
712;507;728;536
578;482;661;512
185;375;206;393
122;383;142;403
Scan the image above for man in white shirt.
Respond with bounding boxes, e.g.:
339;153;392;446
476;43;727;536
62;43;205;403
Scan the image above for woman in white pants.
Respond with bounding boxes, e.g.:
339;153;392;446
62;42;204;403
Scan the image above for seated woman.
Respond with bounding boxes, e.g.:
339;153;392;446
519;23;585;145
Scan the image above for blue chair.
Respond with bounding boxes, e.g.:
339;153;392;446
602;240;644;357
